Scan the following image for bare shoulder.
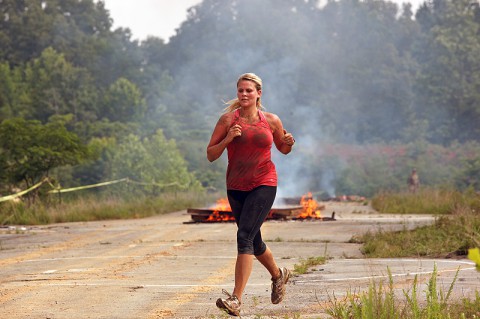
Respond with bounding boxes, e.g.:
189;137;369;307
262;111;282;133
263;111;281;123
217;112;235;127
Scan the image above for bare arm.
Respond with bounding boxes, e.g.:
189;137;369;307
265;112;295;155
206;114;242;162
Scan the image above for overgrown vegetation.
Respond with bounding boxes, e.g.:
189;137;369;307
360;189;480;258
311;142;480;198
287;190;480;317
1;0;480;197
326;266;480;318
371;187;480;215
0;190;217;225
1;3;479;316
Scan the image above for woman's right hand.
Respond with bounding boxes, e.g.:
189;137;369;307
207;115;240;162
226;124;242;143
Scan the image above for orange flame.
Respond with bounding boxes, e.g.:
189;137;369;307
206;198;235;222
297;192;323;219
204;193;323;222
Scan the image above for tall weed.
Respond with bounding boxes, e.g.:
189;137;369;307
325;265;480;318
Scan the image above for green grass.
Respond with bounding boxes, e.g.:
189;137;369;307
293;244;329;275
371;187;480;215
325;265;480;318
328;189;480;318
360;188;480;258
293;256;327;275
359;217;476;258
358;205;480;259
0;190;217;225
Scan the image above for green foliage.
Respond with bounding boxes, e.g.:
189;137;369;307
325;266;478;319
102;77;146;122
1;0;480;195
0;62;32;119
311;142;480;197
108;130;201;194
0;118;89;188
0;62;17;118
450;291;480;317
24;47;99;123
414;0;480;143
0;0;113;66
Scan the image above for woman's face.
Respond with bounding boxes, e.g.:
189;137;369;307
237;80;261;108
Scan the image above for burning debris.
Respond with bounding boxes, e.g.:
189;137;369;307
206;198;233;222
297;192;323;219
186;192;335;223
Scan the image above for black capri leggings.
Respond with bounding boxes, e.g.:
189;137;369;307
227;185;277;256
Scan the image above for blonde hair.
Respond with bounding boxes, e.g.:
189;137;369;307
223;73;264;113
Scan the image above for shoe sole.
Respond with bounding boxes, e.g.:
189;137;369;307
216;298;240;316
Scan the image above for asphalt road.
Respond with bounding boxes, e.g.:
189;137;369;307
0;202;478;318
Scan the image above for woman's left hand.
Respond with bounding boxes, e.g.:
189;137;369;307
283;129;295;146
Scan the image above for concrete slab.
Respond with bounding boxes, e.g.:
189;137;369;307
0;202;477;318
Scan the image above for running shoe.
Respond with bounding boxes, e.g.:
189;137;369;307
271;267;290;304
216;289;241;316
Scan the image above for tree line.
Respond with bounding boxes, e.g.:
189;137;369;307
0;0;479;198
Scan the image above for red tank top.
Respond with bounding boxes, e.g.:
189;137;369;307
226;109;277;191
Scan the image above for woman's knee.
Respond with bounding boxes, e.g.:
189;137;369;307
253;242;267;256
237;230;254;254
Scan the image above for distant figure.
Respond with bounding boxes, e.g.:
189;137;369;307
408;169;420;193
